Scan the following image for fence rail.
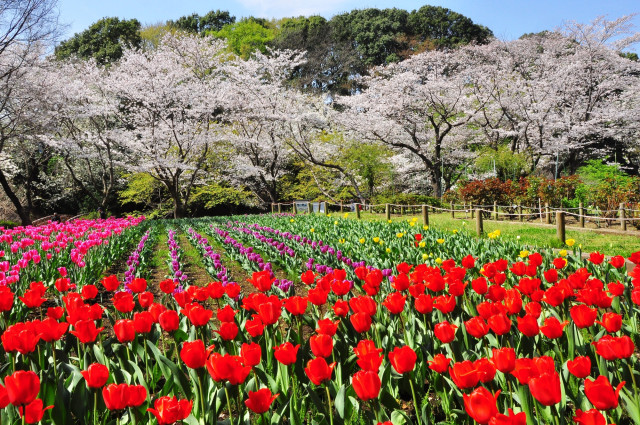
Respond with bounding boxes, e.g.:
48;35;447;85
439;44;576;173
270;199;640;243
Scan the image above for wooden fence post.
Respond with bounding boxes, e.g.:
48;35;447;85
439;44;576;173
476;209;483;236
271;203;275;214
340;202;343;213
539;198;543;222
579;202;585;227
450;202;455;218
356;204;361;220
385;204;391;221
493;201;498;221
293;202;297;215
422;205;429;227
620;203;627;231
400;205;405;216
323;202;329;215
556;211;566;243
277;203;282;214
545;203;551;224
471;206;475;219
518;205;523;222
306;202;311;214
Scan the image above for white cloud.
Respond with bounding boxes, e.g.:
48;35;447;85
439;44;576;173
236;0;352;18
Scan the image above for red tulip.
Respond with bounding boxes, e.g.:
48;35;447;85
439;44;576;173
352;370;381;401
215;322;239;341
101;275;120;291
350;312;372;333
147;396;193;424
284;296;308;316
316;319;339;336
463;387;500;424
449;360;479;389
248;270;275;292
354;340;382;358
595;312;622;333
433;295;456;314
357;352;384;372
128;277;147;293
241;342;262;367
0;384;9;409
461;255;476;269
414;294;433;314
573;409;606;425
132;311;153;334
114;319;136;343
81;363;109;388
245;388;279;414
489;408;526;425
491;348;516;373
428;354;452;373
567;356;591;378
539;317;569;339
382;292;406;314
181;303;213;327
112;291;135;313
434;321;457;344
70;320;104;344
181;340;207;369
257;299;282;325
5;370;40;406
333;300;349;317
245;315;264;337
18;399;54;424
528;372;561;406
102;384;129;410
570;305;598;328
488;312;512;335
159;310;180;332
37;318;68;342
584;376;625;410
0;287;14;312
206;353;251;385
273;342;300;366
516;314;539;337
19;288;47;308
588;252;605;265
389;346;417;374
592;335;635;360
305;357;336;385
465;316;489;339
474;358;496;383
310;334;334;358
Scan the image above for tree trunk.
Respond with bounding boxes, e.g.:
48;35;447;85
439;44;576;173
0;168;31;225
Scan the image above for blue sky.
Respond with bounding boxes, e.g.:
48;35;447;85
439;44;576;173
58;0;639;49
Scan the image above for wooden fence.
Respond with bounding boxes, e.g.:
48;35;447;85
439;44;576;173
271;200;640;244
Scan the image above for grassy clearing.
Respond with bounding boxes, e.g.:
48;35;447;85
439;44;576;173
341;211;640;257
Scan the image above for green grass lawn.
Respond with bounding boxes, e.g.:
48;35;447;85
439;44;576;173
344;211;640;257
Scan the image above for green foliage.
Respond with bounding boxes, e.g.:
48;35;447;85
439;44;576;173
340;142;394;197
408;5;493;48
168;10;235;34
474;145;529;181
371;192;442;207
55;17;142;64
0;219;19;229
576;159;628;186
139;23;174;49
211;18;275;59
119;173;164;208
575;160;640;213
191;184;251;208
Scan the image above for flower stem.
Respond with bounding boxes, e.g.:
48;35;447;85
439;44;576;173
325;385;334;425
93;391;98;425
225;385;234;425
198;371;206;425
410;377;422;424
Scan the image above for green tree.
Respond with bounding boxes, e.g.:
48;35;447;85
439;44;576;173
168;10;235;34
55;17;142;64
331;8;410;66
212;18;274;58
408;5;493;48
270;15;365;94
340;143;394;198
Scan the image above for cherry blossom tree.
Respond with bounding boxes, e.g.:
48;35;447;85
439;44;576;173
335;49;488;197
102;34;230;218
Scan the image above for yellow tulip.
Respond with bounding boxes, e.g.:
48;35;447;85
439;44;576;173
559;249;567;257
566;239;575;247
373;237;380;243
359;238;366;244
436;238;444;244
519;250;529;258
396;233;404;238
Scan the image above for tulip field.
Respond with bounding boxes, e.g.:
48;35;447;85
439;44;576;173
1;213;640;425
